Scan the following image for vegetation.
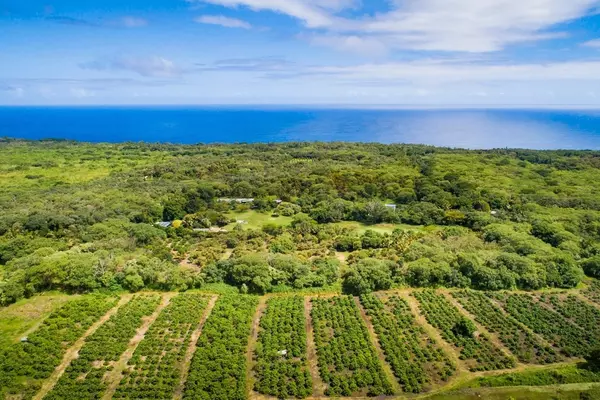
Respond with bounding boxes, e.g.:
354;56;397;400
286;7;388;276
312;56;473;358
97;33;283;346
183;295;258;400
3;141;600;303
46;295;161;400
253;296;312;399
114;294;209;400
492;292;598;358
451;290;560;364
0;294;72;349
538;293;600;339
0;295;118;399
466;364;600;388
583;280;600;305
311;296;393;397
360;293;455;393
413;290;516;371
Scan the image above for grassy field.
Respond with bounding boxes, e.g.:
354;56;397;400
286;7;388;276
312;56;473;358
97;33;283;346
224;210;428;235
224;210;294;230
0;294;74;349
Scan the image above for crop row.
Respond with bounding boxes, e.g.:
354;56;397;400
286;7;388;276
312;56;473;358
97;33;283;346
360;294;455;393
451;290;560;364
413;290;515;372
0;295;118;400
311;296;393;397
491;293;595;358
183;295;258;400
45;295;161;400
538;294;600;340
583;280;600;305
253;296;312;399
114;294;209;400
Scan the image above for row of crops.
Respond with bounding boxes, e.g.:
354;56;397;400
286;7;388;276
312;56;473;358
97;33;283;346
253;296;313;399
114;294;209;400
2;284;600;400
492;292;597;358
0;295;118;399
451;290;561;364
360;293;455;393
45;294;162;400
413;290;517;371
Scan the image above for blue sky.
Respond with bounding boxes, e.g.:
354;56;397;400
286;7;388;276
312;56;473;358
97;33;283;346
1;0;600;105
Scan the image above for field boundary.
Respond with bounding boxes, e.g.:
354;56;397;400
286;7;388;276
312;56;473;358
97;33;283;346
32;295;133;400
246;296;267;398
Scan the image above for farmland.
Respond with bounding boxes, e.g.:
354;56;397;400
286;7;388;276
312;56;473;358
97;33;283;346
0;286;599;400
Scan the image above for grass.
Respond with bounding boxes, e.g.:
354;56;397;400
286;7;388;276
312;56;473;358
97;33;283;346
0;294;74;349
224;210;294;230
331;221;428;235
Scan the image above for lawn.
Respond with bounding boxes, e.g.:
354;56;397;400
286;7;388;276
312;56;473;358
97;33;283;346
331;221;429;235
0;294;74;349
224;210;294;230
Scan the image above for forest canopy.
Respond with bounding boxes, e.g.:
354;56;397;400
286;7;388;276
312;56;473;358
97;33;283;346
1;139;600;304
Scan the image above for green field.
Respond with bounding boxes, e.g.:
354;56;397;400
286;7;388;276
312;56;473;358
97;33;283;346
0;294;73;349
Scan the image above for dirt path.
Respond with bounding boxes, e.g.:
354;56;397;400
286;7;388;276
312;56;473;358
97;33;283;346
399;292;467;375
100;293;174;400
173;294;219;400
352;296;402;395
32;295;133;400
441;291;517;364
304;296;327;397
246;296;267;399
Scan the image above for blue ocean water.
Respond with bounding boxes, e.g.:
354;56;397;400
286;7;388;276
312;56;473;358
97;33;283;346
1;106;600;149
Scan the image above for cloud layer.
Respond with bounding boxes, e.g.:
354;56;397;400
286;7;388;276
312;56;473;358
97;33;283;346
192;0;600;52
195;15;252;28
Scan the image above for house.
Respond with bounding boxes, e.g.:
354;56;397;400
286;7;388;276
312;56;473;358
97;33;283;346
385;204;397;211
218;198;255;204
156;221;172;228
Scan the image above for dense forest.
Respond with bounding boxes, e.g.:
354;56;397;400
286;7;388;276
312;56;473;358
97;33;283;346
1;139;600;305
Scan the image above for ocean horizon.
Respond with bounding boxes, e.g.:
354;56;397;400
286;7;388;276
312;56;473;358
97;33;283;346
2;106;600;150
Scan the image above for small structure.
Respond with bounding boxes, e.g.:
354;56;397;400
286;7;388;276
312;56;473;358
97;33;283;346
193;227;229;233
277;349;288;356
275;199;283;204
218;198;255;204
236;220;248;224
156;221;172;228
490;210;499;216
20;337;28;343
385;204;397;211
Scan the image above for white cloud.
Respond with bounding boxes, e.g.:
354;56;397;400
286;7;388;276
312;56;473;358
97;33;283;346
192;0;600;52
582;39;600;47
308;34;388;56
80;55;181;77
70;88;95;98
195;15;252;28
119;17;148;28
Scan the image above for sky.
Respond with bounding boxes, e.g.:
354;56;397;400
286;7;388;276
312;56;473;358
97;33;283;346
1;0;600;106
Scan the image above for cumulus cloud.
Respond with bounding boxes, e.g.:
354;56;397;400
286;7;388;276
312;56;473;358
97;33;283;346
80;55;181;77
582;39;600;47
195;15;252;28
191;0;600;52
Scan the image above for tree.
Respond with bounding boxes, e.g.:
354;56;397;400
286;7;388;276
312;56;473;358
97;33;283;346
582;256;600;278
452;318;476;338
342;258;393;295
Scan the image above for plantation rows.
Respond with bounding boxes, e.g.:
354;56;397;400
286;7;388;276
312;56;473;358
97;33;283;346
311;296;394;397
183;295;258;400
0;295;118;400
360;294;455;393
583;280;600;304
451;290;561;364
413;290;516;372
492;293;596;358
45;294;162;400
539;294;600;340
114;294;209;400
253;296;312;399
5;288;600;400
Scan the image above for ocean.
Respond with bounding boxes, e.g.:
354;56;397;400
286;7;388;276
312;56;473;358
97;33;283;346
1;106;600;149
